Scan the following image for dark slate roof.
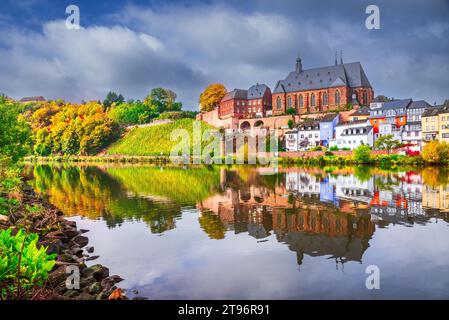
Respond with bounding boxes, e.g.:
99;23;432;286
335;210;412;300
381;98;412;110
422;106;443;117
320;113;339;122
273;62;372;94
221;89;247;102
247;84;270;99
336;120;369;127
408;100;431;109
444;99;449;108
298;122;320;130
351;106;370;116
368;99;412;118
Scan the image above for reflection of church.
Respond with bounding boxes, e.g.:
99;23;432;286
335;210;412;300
197;167;449;266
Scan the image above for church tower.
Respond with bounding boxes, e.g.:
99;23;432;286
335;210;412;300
296;54;302;73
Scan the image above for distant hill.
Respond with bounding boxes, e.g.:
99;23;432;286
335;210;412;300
106;118;215;156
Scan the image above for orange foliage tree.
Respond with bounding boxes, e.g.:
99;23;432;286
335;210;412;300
199;84;227;112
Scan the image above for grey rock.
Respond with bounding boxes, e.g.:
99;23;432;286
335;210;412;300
82;264;109;281
86;246;94;253
88;282;102;295
70;235;89;248
86;255;99;261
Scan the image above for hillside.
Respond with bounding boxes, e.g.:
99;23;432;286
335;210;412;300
106;118;215;156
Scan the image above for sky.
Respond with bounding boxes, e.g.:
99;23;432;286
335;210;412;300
0;0;448;109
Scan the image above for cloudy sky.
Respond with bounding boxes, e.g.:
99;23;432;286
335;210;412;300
1;0;448;109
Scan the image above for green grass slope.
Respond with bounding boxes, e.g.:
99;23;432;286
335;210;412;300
106;119;215;156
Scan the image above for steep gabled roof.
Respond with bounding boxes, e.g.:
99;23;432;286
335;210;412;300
273;61;372;94
408;100;431;109
247;84;270;99
422;106;443;117
221;89;248;102
19;96;46;102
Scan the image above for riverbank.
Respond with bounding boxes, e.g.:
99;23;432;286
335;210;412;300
25;152;427;167
0;180;127;300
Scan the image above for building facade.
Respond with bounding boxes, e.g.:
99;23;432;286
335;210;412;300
319;113;340;147
330;121;374;150
219;84;272;119
297;122;320;150
402;100;431;151
272;56;374;115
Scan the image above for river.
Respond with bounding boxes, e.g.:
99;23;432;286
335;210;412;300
26;164;449;299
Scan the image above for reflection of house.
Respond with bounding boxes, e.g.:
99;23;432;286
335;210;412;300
330;174;374;203
286;172;321;196
273;209;374;265
422;185;449;213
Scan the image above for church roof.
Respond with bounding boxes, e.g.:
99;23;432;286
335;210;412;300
273;61;372;94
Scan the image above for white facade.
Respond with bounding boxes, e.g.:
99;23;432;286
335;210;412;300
377;122;403;143
330;121;374;150
297;124;320;150
285;130;298;151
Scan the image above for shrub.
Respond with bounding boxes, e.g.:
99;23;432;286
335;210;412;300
422;141;449;164
329;146;339;151
287;119;294;129
354;144;372;163
0;229;56;299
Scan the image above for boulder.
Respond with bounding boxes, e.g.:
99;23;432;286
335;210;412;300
70;235;89;248
88;282;102;295
48;266;69;287
86;255;99;261
40;239;65;255
82;264;109;281
86;246;94;253
62;228;79;239
45;230;69;243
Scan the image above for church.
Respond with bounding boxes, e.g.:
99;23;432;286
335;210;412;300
271;54;374;115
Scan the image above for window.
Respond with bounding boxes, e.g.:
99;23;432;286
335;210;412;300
287;96;292;108
311;93;316;107
363;91;368;103
299;95;304;108
276;96;282;110
323;92;328;105
309;134;312;138
335;90;340;105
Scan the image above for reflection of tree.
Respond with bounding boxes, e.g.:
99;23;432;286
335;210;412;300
30;165;196;233
422;167;449;188
198;211;226;240
354;166;372;183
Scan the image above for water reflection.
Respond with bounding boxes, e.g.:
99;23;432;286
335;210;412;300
28;164;449;298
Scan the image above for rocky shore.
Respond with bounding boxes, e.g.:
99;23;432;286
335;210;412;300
0;184;127;300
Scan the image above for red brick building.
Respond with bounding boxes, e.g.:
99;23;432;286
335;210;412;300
272;56;374;115
219;84;272;119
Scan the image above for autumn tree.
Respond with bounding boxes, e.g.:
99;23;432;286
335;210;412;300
422;140;449;164
199;84;227;112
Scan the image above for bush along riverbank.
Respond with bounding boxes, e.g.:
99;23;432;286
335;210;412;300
0;176;127;300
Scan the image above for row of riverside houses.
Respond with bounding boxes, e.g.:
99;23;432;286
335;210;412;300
286;98;449;152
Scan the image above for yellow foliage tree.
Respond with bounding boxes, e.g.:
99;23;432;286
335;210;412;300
422;140;449;164
199;84;227;112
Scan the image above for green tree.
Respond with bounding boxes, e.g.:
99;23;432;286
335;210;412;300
288;119;294;129
354;144;372;163
103;91;125;109
286;107;296;115
374;134;401;153
0;100;32;162
144;88;182;113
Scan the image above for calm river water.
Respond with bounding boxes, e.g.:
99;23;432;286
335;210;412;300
27;164;449;299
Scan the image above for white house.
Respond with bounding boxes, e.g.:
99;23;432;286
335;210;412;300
285;130;299;151
330;121;374;150
297;122;320;150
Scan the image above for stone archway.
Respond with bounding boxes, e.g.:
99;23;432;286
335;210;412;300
240;121;251;131
254;120;264;128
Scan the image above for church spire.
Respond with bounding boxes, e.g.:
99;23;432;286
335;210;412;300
335;51;338;65
296;52;302;73
340;50;343;65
